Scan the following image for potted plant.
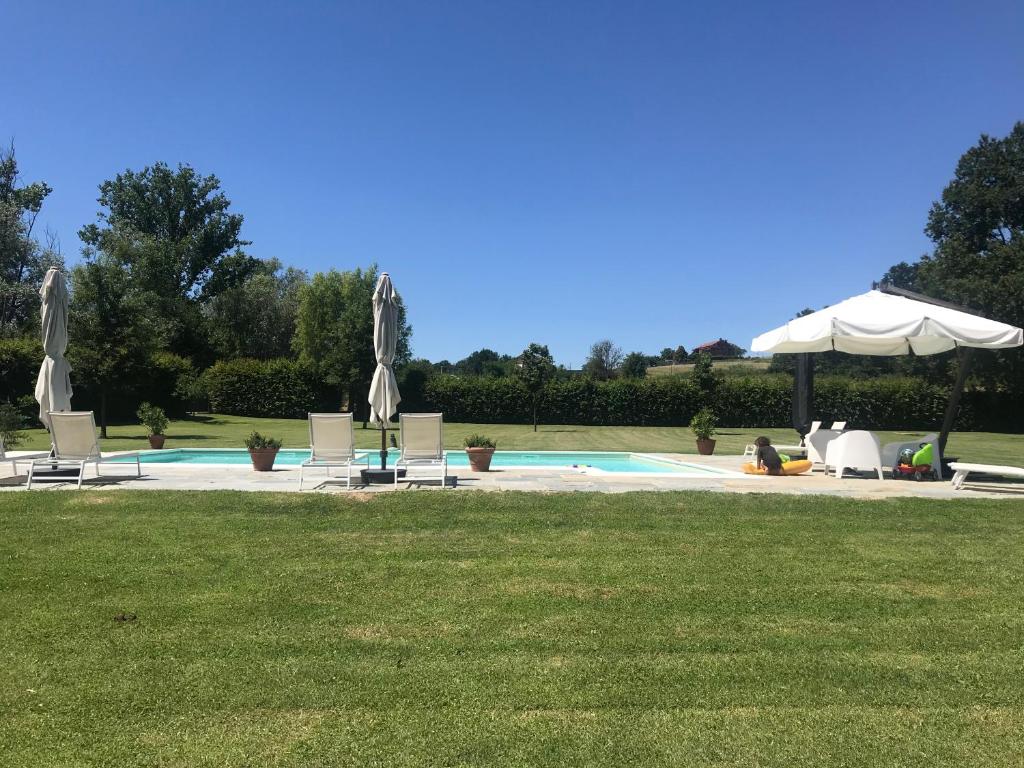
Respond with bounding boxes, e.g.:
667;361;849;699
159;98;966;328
464;434;497;471
136;402;169;449
690;408;717;455
245;431;282;471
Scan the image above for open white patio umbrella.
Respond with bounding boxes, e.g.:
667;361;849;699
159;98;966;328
368;272;401;472
34;267;73;431
752;286;1023;456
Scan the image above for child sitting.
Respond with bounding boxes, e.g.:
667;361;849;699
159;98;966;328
754;436;784;476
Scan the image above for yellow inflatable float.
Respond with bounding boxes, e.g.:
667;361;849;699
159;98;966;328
741;459;813;476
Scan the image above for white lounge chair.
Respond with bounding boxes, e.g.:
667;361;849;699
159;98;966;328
1;437;50;475
26;411;140;489
881;433;941;479
830;421;847;431
299;413;369;490
824;430;883;479
949;463;1024;491
395;413;448;488
806;428;842;467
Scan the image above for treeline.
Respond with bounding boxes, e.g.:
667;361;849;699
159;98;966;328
0;147;408;433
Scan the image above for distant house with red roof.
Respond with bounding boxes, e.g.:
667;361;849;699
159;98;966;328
692;338;746;359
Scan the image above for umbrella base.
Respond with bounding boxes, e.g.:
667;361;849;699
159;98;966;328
361;468;407;485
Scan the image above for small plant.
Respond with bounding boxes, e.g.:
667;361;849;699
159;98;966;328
464;434;497;449
0;402;26;450
689;408;717;440
245;431;283;451
135;402;169;436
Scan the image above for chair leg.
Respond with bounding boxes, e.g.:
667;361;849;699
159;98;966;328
298;464;304;491
77;462;86;489
26;463;34;490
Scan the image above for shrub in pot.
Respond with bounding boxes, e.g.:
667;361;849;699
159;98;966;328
690;408;717;455
464;434;497;471
245;431;283;471
136;402;169;449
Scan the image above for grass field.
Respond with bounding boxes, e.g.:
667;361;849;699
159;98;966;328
2;490;1023;766
648;358;773;377
14;413;1024;466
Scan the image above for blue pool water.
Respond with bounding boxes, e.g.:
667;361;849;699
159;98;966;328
113;449;732;476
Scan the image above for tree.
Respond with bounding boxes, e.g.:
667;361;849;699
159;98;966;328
583;339;623;380
453;348;513;377
78;162;257;358
882;122;1024;389
70;242;156;437
516;343;555;432
620;351;649;379
293;265;411;423
0;144;63;335
691;352;718;398
205;259;307;359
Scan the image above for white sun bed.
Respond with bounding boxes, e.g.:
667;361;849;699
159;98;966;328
1;438;51;475
299;413;369;490
395;413;448;488
26;411;140;489
949;462;1024;490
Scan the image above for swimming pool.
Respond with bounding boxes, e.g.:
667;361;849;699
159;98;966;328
113;449;740;476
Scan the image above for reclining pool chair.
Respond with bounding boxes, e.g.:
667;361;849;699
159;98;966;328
27;411;140;489
395;413;448;488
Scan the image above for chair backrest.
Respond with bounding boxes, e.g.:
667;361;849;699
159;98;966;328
831;421;847;431
308;413;356;460
825;430;880;466
49;411;101;461
399;413;444;460
806;429;840;464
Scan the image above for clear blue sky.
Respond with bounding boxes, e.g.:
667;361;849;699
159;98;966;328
8;1;1023;365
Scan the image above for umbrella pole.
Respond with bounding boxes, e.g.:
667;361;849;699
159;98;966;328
380;422;388;470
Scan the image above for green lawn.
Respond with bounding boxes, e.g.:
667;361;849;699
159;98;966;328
14;413;1024;466
2;490;1023;766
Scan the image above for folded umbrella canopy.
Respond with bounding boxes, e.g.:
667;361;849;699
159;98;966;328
368;272;401;471
34;267;73;430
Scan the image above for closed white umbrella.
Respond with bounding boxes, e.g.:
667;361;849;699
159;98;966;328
34;267;73;430
368;272;401;471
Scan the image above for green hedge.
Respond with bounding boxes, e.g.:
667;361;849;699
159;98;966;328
421;374;1020;432
0;337;42;405
204;358;336;419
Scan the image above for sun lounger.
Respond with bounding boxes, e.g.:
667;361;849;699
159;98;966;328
1;438;51;475
949;462;1024;490
299;413;369;490
26;411;140;489
395;413;448;488
823;430;883;479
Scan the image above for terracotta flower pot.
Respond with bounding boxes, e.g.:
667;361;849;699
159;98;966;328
695;438;716;455
249;447;280;471
466;447;496;471
148;435;166;449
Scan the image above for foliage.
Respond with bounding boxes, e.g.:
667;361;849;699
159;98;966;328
78;161;256;359
620;351;649;379
690;352;718;394
463;433;496;449
882;122;1024;390
0;401;26;449
244;431;282;450
135;402;169;436
0;143;63;336
689;407;717;440
69;245;158;436
203;358;330;419
205;259;307;359
0;336;42;406
293;266;411;421
583;339;623;380
516;343;556;432
453;348;514;377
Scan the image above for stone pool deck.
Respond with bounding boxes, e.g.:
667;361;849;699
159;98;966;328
2;451;1022;499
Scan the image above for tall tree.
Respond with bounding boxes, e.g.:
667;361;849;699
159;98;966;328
78;162;256;359
453;348;513;377
0;144;63;335
293;265;411;423
70;241;156;437
205;259;308;359
620;351;649;379
882;122;1024;389
583;339;623;380
516;343;555;432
